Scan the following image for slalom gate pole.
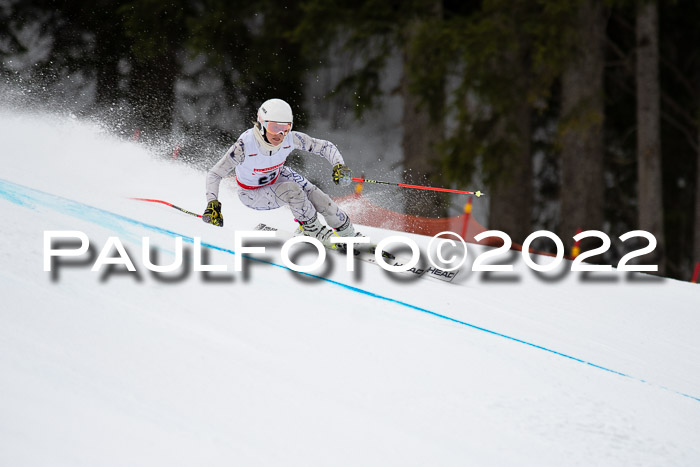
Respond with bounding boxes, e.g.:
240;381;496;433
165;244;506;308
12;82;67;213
130;198;202;218
352;178;483;197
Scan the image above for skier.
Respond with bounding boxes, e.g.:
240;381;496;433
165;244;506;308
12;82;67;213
202;98;360;246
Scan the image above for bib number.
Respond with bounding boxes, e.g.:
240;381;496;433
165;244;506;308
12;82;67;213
257;172;277;186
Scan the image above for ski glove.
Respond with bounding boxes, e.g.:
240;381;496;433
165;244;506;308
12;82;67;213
332;163;352;186
202;200;223;227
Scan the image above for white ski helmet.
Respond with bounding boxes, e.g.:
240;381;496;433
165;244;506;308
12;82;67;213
257;98;293;137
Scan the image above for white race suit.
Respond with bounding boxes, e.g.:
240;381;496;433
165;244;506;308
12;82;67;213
205;128;350;228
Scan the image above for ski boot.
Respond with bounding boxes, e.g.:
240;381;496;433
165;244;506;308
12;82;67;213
331;217;394;259
296;215;336;248
333;217;363;238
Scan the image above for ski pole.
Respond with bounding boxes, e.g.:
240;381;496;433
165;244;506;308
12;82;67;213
351;178;483;197
130;198;202;218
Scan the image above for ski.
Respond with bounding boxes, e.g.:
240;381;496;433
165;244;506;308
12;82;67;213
129;197;460;282
253;223;459;284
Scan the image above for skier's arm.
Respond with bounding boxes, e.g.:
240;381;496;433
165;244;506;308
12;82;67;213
292;131;353;186
292;131;345;166
205;138;245;202
203;139;245;227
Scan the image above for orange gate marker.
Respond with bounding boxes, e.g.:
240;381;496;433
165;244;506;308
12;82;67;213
571;228;582;258
460;196;473;239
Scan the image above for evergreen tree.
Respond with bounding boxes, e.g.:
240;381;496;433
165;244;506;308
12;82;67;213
652;0;698;278
0;0;186;139
293;0;454;217
186;0;309;129
118;0;194;140
400;0;451;217
433;0;572;243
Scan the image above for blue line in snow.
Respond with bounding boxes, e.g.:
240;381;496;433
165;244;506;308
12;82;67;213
1;177;699;404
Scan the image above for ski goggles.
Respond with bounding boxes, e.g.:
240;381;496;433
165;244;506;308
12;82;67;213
263;121;292;135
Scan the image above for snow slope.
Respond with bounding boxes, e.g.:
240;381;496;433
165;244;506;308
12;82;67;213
1;109;699;466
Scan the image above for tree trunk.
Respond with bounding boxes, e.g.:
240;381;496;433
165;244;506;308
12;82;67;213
636;0;665;273
695;111;700;276
489;103;532;245
401;78;447;217
559;0;605;255
401;3;448;218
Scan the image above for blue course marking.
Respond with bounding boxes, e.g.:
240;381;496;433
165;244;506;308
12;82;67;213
1;177;699;404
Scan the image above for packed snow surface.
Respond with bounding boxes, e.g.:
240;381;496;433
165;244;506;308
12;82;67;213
1;110;699;466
